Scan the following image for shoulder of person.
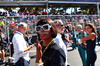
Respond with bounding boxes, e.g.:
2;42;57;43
46;41;65;55
49;41;61;50
13;33;22;38
91;32;96;35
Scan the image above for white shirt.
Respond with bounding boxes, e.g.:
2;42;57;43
12;31;30;63
54;33;67;66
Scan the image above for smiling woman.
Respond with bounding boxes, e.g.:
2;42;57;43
36;17;66;66
81;23;97;66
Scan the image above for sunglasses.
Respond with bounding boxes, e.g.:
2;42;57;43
56;24;64;27
60;25;64;27
35;24;51;32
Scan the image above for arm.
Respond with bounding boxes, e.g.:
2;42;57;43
36;37;43;66
13;35;34;54
81;32;95;42
64;36;73;43
64;34;69;42
24;44;34;52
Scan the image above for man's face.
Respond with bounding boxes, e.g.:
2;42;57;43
21;26;27;34
56;23;64;33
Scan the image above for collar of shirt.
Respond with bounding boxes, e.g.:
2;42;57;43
57;33;61;38
16;31;23;36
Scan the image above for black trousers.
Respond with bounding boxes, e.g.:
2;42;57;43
15;57;24;66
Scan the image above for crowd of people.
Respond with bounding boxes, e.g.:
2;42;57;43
0;8;97;17
0;16;100;66
35;18;98;66
0;14;100;36
0;10;83;17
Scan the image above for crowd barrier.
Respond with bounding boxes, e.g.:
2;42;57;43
0;15;100;38
37;15;100;28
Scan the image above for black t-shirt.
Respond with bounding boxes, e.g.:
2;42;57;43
42;41;66;66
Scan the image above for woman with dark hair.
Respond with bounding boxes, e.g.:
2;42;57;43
35;18;66;66
81;23;97;66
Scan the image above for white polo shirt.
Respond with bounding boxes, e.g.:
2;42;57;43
12;31;30;63
54;33;67;66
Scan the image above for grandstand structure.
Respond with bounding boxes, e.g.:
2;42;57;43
0;0;100;38
0;0;100;15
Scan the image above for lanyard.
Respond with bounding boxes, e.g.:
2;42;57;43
43;39;54;54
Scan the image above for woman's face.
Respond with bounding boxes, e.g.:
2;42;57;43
36;24;52;40
85;26;93;34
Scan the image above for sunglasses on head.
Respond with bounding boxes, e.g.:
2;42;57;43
35;24;51;32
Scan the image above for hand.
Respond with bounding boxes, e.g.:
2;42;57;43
29;44;34;48
76;42;80;45
36;37;43;63
69;40;73;43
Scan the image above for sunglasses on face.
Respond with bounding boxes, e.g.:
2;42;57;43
57;24;64;27
60;25;64;27
35;24;51;32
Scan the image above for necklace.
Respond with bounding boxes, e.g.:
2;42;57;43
43;39;54;54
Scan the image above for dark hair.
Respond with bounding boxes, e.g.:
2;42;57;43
85;23;97;35
36;17;57;38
